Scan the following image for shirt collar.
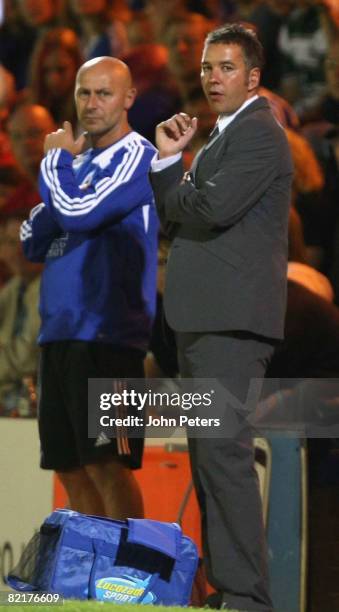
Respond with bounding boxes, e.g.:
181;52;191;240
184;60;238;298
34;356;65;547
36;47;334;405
217;95;259;133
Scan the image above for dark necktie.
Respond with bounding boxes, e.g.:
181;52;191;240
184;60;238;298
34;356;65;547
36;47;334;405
207;124;219;144
190;124;220;178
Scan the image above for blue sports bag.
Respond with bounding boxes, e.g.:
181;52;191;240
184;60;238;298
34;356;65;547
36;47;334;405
7;509;199;605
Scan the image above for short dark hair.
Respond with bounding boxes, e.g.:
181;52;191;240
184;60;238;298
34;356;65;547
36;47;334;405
204;23;264;71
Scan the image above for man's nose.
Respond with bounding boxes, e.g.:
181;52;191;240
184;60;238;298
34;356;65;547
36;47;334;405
86;93;98;108
208;68;221;83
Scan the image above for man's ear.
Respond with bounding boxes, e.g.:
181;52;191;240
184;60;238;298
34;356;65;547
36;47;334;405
248;67;260;92
125;87;137;110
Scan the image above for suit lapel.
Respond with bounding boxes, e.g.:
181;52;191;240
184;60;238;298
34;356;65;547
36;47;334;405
190;129;224;180
190;97;270;180
190;145;208;177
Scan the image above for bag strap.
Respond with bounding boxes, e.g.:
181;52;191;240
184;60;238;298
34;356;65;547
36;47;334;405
126;519;179;560
61;521;180;561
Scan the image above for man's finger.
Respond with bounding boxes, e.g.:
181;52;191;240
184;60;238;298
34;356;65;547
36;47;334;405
159;119;181;141
191;117;198;132
175;113;196;135
63;121;73;136
74;132;87;154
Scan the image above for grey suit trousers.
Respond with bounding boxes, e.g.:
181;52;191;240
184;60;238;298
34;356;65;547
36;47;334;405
176;330;275;612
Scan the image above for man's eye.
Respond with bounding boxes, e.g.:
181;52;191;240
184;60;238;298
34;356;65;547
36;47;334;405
222;66;233;71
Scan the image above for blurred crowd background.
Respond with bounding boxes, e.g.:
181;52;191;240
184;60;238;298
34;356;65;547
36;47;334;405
0;0;338;417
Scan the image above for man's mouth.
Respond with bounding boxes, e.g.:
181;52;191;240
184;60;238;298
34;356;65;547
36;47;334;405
208;92;223;100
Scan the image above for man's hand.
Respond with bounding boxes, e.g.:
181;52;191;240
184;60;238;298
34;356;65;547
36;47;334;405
156;113;198;159
44;121;87;156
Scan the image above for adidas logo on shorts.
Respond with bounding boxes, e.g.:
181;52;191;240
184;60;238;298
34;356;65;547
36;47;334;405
94;432;111;447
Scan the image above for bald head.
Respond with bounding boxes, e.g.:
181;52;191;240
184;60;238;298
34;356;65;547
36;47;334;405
74;56;136;148
76;56;133;90
8;105;56;181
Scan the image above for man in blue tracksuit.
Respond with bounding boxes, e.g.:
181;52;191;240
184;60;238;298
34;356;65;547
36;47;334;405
20;57;158;518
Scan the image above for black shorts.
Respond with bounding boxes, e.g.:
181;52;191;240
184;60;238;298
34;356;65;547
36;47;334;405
38;341;145;471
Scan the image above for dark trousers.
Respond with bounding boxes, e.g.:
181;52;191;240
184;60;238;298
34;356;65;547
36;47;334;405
176;331;275;612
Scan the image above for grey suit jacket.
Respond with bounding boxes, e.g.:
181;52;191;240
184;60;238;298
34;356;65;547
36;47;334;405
150;97;293;340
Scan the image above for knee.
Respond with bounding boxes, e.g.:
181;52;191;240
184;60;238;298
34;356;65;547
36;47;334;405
86;457;130;487
56;467;89;491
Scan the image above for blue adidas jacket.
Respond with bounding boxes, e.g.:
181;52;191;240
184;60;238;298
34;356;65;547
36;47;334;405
21;131;159;351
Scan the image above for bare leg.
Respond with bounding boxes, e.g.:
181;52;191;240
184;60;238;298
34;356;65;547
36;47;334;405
86;457;144;519
56;467;106;516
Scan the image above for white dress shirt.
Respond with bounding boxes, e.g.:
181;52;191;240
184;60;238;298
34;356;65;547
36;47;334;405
151;95;259;172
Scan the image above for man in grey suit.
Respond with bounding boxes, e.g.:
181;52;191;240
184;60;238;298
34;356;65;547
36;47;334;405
150;24;293;612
